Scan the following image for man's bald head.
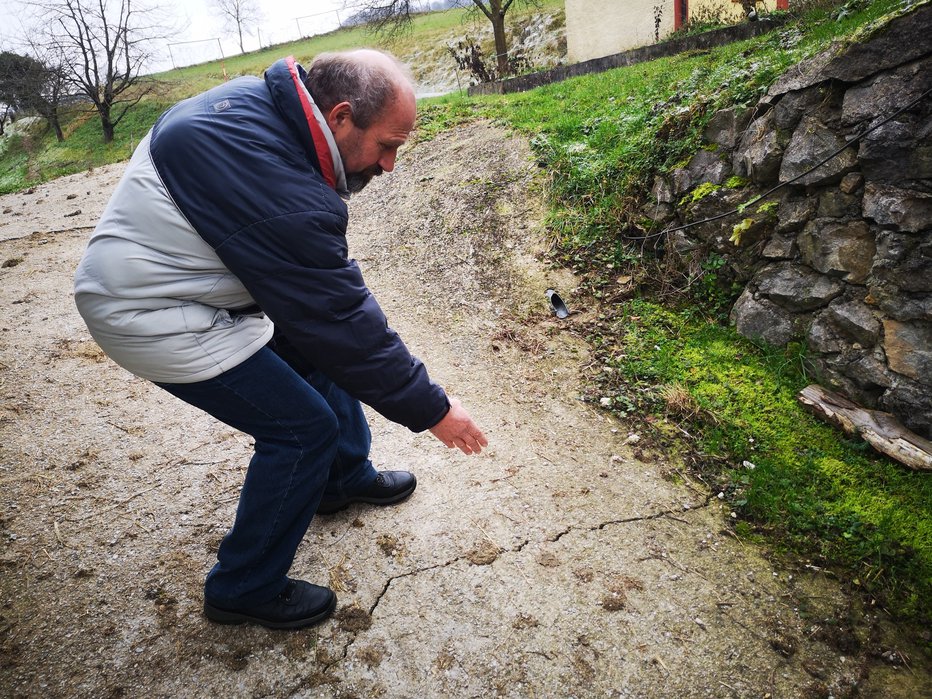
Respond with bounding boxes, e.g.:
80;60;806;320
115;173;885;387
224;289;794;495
304;49;415;130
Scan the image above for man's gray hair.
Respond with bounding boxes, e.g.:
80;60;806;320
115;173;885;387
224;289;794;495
304;51;413;129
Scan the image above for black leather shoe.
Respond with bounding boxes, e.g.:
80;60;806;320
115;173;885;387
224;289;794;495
204;578;336;629
316;470;417;515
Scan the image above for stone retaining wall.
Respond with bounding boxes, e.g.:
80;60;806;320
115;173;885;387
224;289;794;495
649;5;932;437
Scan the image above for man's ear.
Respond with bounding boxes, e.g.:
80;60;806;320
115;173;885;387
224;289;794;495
326;101;354;133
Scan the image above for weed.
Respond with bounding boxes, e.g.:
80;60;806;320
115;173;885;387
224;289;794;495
729;217;755;245
682;181;721;206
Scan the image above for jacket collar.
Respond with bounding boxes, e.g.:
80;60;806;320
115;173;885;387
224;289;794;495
266;57;349;198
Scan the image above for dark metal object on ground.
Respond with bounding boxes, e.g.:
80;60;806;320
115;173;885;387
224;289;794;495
546;289;569;319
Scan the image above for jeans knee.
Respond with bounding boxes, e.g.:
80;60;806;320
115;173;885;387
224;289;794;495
292;407;340;462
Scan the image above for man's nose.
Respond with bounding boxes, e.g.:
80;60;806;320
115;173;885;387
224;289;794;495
378;149;397;172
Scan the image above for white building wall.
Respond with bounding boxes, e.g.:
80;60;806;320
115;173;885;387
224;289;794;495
566;0;676;63
566;0;782;63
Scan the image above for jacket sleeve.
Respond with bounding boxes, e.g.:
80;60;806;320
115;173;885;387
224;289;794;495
212;206;450;433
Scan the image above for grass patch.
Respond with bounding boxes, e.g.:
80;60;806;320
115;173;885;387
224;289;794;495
0;98;171;194
588;299;932;621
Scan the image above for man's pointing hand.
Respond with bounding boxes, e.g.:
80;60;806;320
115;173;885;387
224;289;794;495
429;397;488;455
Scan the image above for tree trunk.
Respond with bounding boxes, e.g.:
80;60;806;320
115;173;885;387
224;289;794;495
51;113;64;142
40;108;65;142
492;12;508;76
100;104;115;143
238;25;245;53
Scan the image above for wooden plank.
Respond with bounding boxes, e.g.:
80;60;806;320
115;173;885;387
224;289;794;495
797;384;932;471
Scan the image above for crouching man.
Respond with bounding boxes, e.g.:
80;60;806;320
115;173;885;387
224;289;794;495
74;49;487;630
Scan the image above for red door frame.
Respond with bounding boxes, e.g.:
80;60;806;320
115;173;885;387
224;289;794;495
674;0;687;30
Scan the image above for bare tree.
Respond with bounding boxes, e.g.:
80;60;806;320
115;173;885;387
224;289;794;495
31;0;163;143
0;49;67;141
349;0;536;77
211;0;264;54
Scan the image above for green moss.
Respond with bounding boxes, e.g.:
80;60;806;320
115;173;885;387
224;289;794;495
593;299;932;621
726;175;750;188
685;181;721;205
757;200;779;215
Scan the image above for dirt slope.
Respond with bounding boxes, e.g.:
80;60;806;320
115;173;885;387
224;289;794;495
0;122;927;698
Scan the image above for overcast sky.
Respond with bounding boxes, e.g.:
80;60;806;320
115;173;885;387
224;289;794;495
0;0;376;71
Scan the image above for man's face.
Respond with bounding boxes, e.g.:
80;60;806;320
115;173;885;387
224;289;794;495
328;93;416;193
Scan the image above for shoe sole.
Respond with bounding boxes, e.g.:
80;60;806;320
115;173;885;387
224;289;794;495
316;480;417;515
204;592;337;630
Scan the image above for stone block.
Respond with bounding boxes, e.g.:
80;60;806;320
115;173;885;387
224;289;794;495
807;357;874;406
860;119;932;182
839;172;863;195
776;196;816;234
824;299;881;347
755;262;844;312
762;233;796;259
779;116;858;187
672;168;692;196
823;4;932;83
873;229;920;264
651;176;674;205
881;378;932;439
863;183;932;233
798;219;875;283
841;55;932;126
703;106;754;150
735;111;783;185
882;319;932;381
808;312;848;353
730;288;797;346
847;352;894;391
767;49;835;98
869;285;932;322
774;85;830;132
871;256;932;293
686;149;731;186
817;189;860;218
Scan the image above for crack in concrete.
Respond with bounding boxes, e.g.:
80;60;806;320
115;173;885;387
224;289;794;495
310;495;718;688
549;495;716;543
313;556;473;684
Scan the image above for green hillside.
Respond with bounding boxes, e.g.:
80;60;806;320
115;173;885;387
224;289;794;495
0;0;564;192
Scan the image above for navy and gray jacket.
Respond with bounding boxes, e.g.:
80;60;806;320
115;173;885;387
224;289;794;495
74;57;449;433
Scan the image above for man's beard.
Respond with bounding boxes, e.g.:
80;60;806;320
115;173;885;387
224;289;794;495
345;164;384;194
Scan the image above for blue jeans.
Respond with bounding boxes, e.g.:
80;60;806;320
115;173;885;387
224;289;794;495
155;345;377;607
